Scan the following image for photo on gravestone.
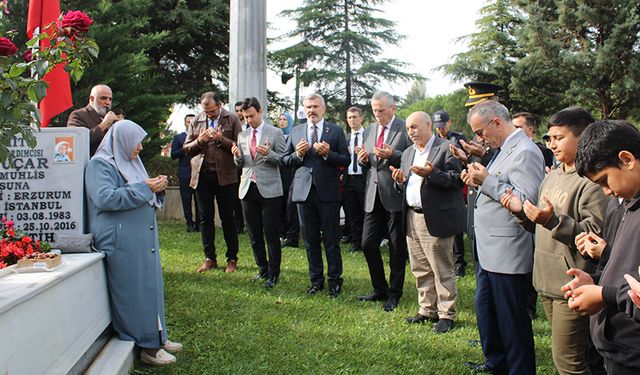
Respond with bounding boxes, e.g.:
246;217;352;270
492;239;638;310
53;136;75;163
0;128;90;243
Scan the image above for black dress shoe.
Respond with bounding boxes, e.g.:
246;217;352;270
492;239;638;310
383;296;399;312
328;284;341;298
264;277;278;288
432;318;454;333
307;285;324;295
463;362;493;373
252;272;267;281
282;238;299;248
455;264;466;277
404;314;438;324
186;223;198;232
356;292;387;302
347;245;362;253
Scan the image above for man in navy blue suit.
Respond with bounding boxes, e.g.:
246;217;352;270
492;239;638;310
282;93;350;297
171;114;199;232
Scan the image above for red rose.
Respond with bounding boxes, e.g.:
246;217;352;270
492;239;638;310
0;37;18;56
22;49;33;62
60;10;93;36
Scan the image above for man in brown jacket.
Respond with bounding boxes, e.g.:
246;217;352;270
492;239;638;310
184;92;242;273
67;84;120;156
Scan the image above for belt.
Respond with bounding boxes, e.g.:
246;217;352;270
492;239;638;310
409;206;423;214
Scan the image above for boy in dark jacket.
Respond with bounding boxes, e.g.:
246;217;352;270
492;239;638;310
562;120;640;375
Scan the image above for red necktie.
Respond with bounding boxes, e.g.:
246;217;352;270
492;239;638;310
250;129;257;159
376;125;386;148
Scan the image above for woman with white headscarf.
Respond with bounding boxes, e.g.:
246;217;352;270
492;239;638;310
85;120;181;366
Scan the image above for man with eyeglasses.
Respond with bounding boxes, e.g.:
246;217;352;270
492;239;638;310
67;84;122;156
461;100;544;375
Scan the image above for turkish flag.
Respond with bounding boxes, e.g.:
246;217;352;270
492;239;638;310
27;0;72;127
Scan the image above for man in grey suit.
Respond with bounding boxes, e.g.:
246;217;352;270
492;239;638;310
281;93;350;297
390;111;465;334
232;97;285;288
461;100;544;375
356;91;412;311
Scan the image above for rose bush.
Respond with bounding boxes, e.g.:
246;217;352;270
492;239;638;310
0;6;98;162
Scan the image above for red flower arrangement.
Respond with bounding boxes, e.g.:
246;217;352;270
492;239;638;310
0;217;50;269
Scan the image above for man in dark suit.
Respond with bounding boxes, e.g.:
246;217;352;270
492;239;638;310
390;111;465;334
282;93;350;297
232;97;286;288
183;92;242;274
461;100;544;375
356;91;412;311
232;100;247;234
171;114;199;232
67;84;120;156
343;106;367;253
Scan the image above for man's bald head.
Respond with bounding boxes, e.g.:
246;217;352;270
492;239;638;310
405;111;433;147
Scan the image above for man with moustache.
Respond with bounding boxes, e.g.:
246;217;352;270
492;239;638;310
67;84;121;156
184;92;242;274
356;91;412;312
461;100;544;374
390;111;465;333
281;93;350;297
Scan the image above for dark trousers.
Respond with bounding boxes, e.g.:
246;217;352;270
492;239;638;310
452;232;466;268
232;179;244;231
344;175;365;247
283;181;300;241
604;357;639;375
242;183;282;279
179;176;200;226
475;267;536;375
195;171;239;262
361;194;407;298
297;185;343;289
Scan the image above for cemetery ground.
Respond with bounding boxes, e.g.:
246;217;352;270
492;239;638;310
136;219;556;374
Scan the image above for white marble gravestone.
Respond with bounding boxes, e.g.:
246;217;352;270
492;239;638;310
0;127;89;242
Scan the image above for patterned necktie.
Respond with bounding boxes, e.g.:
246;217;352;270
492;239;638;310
250;129;257;159
311;125;318;145
353;132;359;173
376;125;386;149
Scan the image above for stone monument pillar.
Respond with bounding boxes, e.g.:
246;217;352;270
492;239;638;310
229;0;267;113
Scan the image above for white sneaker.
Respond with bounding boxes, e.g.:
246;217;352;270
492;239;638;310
140;349;176;366
162;339;183;353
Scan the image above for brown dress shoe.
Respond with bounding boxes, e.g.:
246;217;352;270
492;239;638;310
196;258;217;273
224;260;237;273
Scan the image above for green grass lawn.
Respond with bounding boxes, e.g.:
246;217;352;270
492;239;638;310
132;220;555;374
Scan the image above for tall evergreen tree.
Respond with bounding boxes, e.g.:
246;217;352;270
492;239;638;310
3;0;232;159
402;80;427;106
146;0;229;105
438;0;524;110
278;0;420;122
512;0;640;119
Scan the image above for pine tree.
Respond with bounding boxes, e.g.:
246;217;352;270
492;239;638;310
277;0;420;122
512;0;640;119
